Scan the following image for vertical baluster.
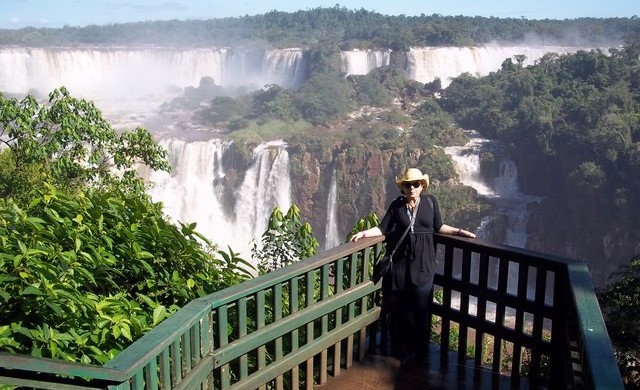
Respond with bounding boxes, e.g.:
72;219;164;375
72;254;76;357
474;252;489;366
238;297;249;380
217;307;230;389
159;347;171;389
319;264;330;385
170;339;182;387
305;270;315;390
290;277;300;390
273;284;285;390
257;290;267;390
333;257;345;377
492;257;509;376
458;247;471;361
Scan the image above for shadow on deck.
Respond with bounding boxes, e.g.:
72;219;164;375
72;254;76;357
315;345;515;390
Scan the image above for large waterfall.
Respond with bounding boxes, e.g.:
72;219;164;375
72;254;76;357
0;47;307;124
1;45;586;265
444;131;546;308
444;130;542;246
143;138;291;261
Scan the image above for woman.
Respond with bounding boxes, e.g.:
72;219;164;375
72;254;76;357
349;167;476;367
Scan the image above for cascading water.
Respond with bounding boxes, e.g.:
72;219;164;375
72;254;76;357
444;131;547;321
444;130;542;246
340;49;391;76
406;45;591;87
0;47;306;127
1;44;590;269
324;170;341;250
144;138;291;263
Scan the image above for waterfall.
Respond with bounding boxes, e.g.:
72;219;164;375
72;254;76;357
443;130;542;246
324;170;341;250
340;49;391;76
406;45;590;87
0;47;306;125
144;138;291;263
444;131;546;313
0;45;593;125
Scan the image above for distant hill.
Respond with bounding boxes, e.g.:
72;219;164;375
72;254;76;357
0;6;638;48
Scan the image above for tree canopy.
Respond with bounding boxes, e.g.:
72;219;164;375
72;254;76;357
0;7;638;48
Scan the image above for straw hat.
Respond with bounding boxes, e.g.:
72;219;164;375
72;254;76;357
395;168;430;190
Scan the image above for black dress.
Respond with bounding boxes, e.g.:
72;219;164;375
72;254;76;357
377;193;443;363
378;193;443;291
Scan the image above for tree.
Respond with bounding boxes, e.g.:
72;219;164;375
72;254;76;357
252;205;319;273
597;256;640;387
294;71;355;125
0;88;170;203
0;89;254;364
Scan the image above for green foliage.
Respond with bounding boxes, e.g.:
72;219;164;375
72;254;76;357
0;88;170;203
345;212;381;242
597;256;640;386
0;88;254;365
0;185;253;363
440;44;640;226
252;205;319;273
295;70;356;125
1;9;637;48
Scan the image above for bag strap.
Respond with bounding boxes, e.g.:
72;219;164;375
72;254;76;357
389;198;419;257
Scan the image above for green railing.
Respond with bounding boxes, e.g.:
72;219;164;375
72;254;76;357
0;235;624;389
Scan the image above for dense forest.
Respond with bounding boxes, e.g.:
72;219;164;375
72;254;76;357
0;6;638;48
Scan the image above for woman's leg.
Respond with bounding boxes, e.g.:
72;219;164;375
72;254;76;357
411;283;432;361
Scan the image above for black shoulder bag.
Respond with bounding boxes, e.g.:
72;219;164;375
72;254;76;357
371;223;411;284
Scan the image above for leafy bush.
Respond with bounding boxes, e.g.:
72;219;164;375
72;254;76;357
0;185;253;363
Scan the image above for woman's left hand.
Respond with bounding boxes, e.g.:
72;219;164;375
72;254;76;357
457;228;476;238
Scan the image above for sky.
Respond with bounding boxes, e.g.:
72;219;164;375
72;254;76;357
1;0;638;30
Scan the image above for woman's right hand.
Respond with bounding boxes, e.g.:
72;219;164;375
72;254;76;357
350;231;367;242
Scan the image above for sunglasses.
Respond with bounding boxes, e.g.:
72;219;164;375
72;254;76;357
403;181;422;189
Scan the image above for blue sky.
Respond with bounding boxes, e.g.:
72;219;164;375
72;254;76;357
1;0;638;29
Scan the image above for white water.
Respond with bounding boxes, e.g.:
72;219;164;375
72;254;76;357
144;138;291;262
407;45;590;87
340;49;391;76
444;130;542;246
0;45;593;127
444;131;549;321
324;170;341;250
0;47;306;126
0;45;587;263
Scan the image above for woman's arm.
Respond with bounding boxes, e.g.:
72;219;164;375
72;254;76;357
439;224;477;238
349;227;383;242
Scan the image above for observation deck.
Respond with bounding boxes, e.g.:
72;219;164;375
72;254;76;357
0;234;624;389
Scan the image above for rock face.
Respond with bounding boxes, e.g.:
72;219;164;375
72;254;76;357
289;146;403;244
515;154;640;288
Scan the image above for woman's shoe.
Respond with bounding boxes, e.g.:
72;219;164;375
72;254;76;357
400;353;415;369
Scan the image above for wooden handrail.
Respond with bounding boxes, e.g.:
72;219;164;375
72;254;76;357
0;235;623;389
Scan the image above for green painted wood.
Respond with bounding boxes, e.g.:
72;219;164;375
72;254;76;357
159;347;171;389
217;305;230;389
222;310;380;390
0;375;106;390
172;355;213;390
238;297;249;380
566;261;625;389
212;281;378;368
257;290;267;372
0;352;126;382
105;299;210;373
0;235;623;389
170;339;182;387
